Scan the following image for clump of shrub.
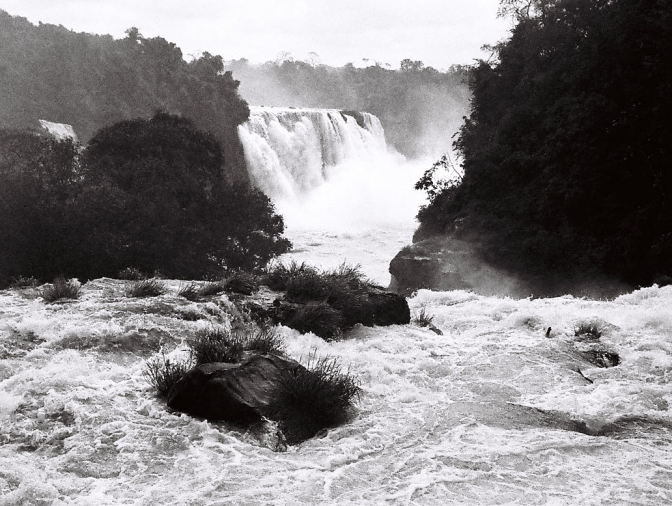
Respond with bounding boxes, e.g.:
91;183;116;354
177;281;226;302
40;277;81;303
574;321;603;340
8;275;40;288
198;281;226;297
287;302;344;340
258;261;402;338
143;354;192;398
285;269;330;301
269;353;361;444
277;262;372;303
413;307;436;328
224;270;260;295
177;282;201;302
190;325;285;365
263;261;316;291
117;267;147;280
125;279;167;298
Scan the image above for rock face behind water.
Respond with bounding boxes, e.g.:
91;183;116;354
245;285;410;339
167;352;304;424
389;237;523;297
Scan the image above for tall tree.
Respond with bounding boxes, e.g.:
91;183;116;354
416;0;672;293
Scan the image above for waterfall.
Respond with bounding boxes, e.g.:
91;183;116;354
238;106;387;200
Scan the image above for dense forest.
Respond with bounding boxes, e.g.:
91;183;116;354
0;10;250;181
224;58;470;158
416;0;672;294
0;113;291;284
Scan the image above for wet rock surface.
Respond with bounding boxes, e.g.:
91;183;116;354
389;237;508;296
168;352;305;424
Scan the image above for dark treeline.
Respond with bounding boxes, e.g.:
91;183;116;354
0;10;250;181
416;0;672;294
0;113;291;285
224;58;470;158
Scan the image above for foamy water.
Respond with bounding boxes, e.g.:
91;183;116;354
2;110;670;504
1;279;671;505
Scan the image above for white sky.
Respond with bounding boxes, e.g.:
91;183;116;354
0;0;512;69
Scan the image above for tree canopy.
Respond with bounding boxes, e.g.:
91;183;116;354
416;0;672;294
0;113;291;284
224;58;470;157
0;11;250;181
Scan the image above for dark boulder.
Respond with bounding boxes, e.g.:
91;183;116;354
166;351;358;445
389;237;523;297
167;352;305;423
245;285;410;338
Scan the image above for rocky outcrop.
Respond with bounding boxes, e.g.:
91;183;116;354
244;286;410;339
167;352;304;424
389;237;523;296
166;351;358;445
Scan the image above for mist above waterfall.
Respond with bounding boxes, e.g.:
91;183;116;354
225;59;470;158
238;105;428;284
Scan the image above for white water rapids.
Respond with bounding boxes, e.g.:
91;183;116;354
0;108;670;505
1;282;671;504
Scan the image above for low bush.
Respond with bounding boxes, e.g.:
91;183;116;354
190;325;285;365
277;262;372;304
263;261;316;291
177;283;201;302
285;269;330;301
143;354;191;398
287;302;344;340
8;275;40;288
40;277;81;302
269;353;361;444
117;267;147;280
125;279;167;298
224;270;259;295
198;281;226;297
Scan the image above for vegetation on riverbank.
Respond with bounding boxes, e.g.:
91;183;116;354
0;10;250;180
0;113;291;285
416;0;672;295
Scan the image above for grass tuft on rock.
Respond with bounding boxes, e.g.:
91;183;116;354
190;325;285;365
126;278;167;298
40;277;81;302
224;270;260;295
270;353;361;444
263;261;317;292
574;321;603;340
198;281;226;297
177;282;202;301
143;354;191;398
287;302;344;340
413;307;436;328
8;275;40;288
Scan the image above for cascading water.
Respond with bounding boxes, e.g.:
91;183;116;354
238;106;427;284
1;110;671;506
238;106;387;201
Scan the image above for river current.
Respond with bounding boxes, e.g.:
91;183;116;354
1;109;670;505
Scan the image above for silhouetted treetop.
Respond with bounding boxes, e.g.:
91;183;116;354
416;0;672;294
0;10;250;181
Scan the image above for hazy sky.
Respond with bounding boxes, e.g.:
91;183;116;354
0;0;512;69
